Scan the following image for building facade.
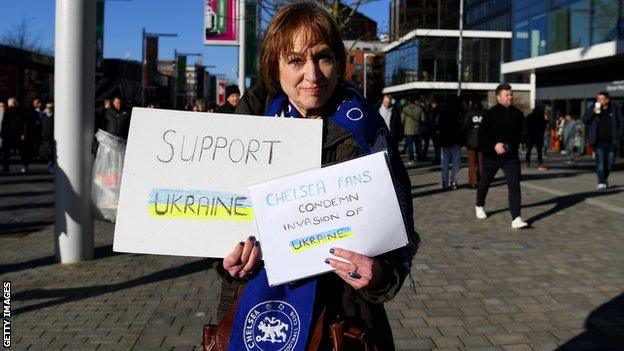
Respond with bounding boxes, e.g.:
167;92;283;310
465;0;512;31
383;29;531;110
502;0;624;118
389;0;460;40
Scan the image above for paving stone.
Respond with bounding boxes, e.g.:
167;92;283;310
3;155;624;350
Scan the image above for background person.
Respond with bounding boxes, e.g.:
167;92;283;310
1;98;31;173
524;105;548;170
582;91;624;189
0;101;5;155
39;102;55;173
214;3;419;349
562;114;580;164
101;96;131;141
401;96;424;166
216;84;241;113
378;94;402;150
462;96;485;188
437;100;463;190
475;83;528;229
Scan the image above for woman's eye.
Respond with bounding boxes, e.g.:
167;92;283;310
288;58;305;65
318;55;335;64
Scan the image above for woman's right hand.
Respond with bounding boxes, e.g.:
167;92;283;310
223;236;262;279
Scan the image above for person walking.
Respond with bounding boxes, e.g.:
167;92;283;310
475;83;528;229
582;91;624;189
438;101;463;190
524;106;548;170
429;100;442;164
401;97;424;166
562;114;579;164
462;96;485;188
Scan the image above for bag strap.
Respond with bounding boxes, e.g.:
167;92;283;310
203;284;244;351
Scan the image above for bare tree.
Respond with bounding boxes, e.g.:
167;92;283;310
1;15;51;55
257;0;379;43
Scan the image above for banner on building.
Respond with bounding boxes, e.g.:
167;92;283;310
144;36;159;86
176;55;187;93
216;77;226;106
96;0;105;78
204;0;239;45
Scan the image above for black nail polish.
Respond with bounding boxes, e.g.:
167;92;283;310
254;240;260;247
239;241;245;246
249;235;256;241
329;248;335;254
324;258;330;264
348;271;361;279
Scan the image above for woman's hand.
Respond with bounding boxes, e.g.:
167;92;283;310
223;236;262;279
325;247;383;290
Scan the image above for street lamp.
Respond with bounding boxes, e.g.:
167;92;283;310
173;51;203;108
363;53;375;98
141;29;177;106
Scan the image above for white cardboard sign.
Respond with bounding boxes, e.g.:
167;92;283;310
113;108;322;258
248;151;409;286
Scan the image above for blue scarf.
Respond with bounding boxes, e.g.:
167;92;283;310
265;82;387;153
227;269;316;351
228;82;386;351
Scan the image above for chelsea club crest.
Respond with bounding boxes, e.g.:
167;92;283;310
243;300;301;351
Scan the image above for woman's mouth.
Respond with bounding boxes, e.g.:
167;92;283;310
300;86;324;95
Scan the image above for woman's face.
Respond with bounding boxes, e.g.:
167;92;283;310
279;30;338;118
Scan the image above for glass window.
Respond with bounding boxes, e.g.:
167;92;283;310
569;0;591;48
384;39;419;86
530;13;548;57
513;19;530;60
549;7;569;53
592;0;619;44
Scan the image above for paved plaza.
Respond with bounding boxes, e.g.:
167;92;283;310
1;153;624;350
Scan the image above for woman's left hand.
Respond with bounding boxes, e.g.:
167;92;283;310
325;248;383;290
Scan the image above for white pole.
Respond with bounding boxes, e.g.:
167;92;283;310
530;71;536;109
457;0;464;97
238;0;246;94
54;0;95;263
141;28;146;106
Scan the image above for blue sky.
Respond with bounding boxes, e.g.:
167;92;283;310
2;0;389;82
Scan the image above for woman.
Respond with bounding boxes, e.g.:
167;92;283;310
213;3;419;350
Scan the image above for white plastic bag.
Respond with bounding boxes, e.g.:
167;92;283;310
92;129;126;222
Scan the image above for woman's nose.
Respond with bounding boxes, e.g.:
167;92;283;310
303;59;320;83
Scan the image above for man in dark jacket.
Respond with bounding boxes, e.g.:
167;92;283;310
462;96;485;188
475;83;528;229
1;98;32;173
524;105;548;170
216;84;241;114
428;100;442;164
437;100;464;189
582;91;624;189
101;96;131;140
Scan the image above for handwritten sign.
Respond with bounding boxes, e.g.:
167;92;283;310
248;151;409;286
113;108;322;258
